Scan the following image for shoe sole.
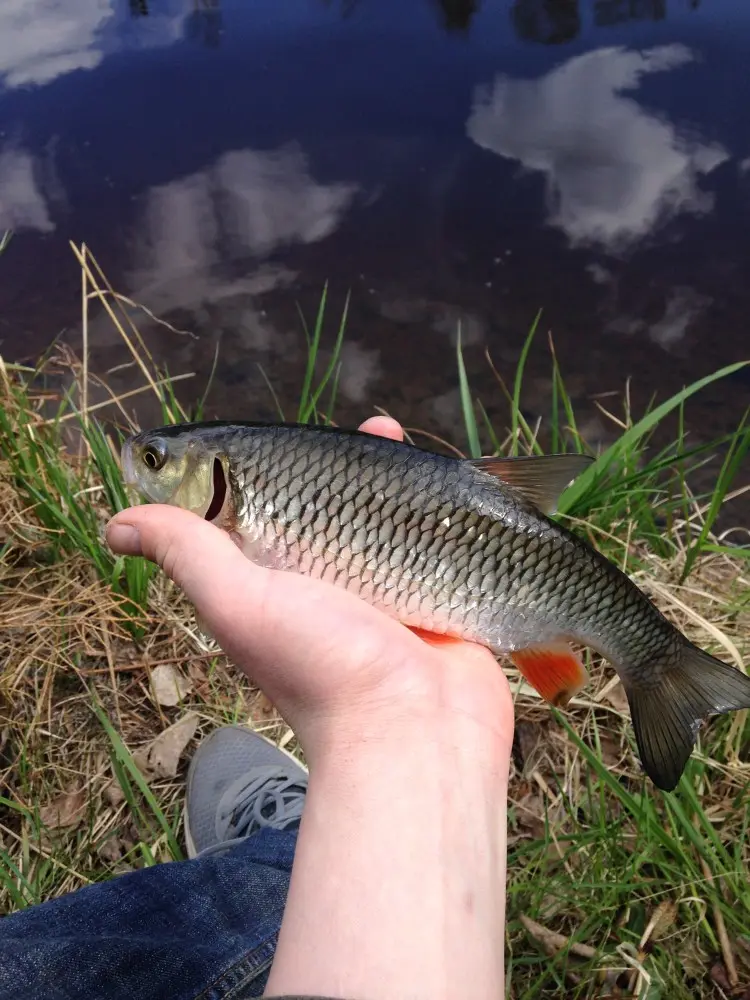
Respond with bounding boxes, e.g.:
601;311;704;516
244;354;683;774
184;724;307;859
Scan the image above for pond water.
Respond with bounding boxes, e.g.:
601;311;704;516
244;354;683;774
0;1;748;506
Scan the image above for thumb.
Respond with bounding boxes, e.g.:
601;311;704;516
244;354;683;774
106;504;403;705
107;505;260;623
107;506;282;670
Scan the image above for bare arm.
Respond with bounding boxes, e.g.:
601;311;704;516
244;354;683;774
265;703;509;1000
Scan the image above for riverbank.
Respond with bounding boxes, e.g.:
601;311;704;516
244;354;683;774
1;250;748;998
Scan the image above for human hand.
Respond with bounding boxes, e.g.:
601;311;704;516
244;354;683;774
108;415;512;999
106;416;514;765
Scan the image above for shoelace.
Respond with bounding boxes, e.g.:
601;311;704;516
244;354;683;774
197;765;307;859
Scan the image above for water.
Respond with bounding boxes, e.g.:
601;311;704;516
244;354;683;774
1;1;748;510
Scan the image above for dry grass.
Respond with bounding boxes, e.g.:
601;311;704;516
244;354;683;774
1;244;749;998
0;417;294;893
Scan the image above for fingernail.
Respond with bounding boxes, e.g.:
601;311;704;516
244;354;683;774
107;521;142;556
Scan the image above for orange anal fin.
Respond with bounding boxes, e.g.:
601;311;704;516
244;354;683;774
407;626;464;648
509;643;588;707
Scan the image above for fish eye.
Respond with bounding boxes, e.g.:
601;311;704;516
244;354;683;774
141;441;167;471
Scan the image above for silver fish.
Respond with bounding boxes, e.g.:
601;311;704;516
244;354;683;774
121;420;750;791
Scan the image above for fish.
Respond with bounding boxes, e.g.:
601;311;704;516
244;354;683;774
121;420;750;791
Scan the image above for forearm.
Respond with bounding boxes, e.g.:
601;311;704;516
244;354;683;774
264;714;509;1000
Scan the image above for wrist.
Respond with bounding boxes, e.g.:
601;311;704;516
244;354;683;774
311;704;512;787
303;647;514;772
267;701;510;1000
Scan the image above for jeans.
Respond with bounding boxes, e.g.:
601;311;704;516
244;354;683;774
0;827;297;1000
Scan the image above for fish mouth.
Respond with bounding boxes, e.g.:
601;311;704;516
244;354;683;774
120;440;137;487
120;439;147;506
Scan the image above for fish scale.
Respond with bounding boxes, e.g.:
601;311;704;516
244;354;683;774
214;426;648;650
122;420;750;791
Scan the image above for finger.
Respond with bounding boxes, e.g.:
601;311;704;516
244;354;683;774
358;415;403;442
106;504;402;685
107;505;259;612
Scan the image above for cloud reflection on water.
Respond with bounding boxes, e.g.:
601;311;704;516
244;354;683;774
0;147;54;232
127;144;358;311
466;45;729;252
0;0;188;90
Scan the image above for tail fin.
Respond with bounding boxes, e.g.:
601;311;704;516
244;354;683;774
625;644;750;791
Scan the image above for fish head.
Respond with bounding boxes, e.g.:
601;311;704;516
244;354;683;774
121;425;231;522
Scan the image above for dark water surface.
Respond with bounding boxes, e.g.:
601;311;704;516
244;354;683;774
1;1;749;504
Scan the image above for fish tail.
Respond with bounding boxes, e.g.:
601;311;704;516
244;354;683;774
625;642;750;791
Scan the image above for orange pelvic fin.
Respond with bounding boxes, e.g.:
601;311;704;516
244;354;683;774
407;626;464;648
509;642;588;707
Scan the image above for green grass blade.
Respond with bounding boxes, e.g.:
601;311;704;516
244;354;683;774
699;543;750;560
0;847;36;909
324;362;342;425
680;416;750;580
477;399;503;455
256;362;286;422
550;350;560;454
557;361;749;516
303;290;350;424
90;696;184;861
297;283;328;423
549;336;583;454
511;310;541;456
456;324;481;458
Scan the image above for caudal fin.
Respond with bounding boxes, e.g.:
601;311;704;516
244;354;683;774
626;644;750;791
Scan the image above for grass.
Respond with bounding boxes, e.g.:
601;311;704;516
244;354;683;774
1;243;749;997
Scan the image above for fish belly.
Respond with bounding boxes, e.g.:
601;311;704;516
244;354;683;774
231;512;562;653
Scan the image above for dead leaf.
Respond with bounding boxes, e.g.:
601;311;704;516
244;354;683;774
595;730;623;771
97;835;128;864
194;610;221;652
677;941;706;982
512;721;542;775
649;900;677;941
640;900;677;950
186;661;213;701
256;692;276;716
149;664;193;707
710;962;732;992
520;914;597;960
40;787;86;830
135;712;199;778
102;780;126;807
511;787;548;840
112;862;135;876
601;680;629;714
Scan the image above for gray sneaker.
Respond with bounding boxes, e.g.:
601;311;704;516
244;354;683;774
184;725;308;859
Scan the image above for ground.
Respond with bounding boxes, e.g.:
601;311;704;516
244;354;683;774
1;252;749;999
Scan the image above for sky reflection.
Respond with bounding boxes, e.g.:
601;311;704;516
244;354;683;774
467;44;728;253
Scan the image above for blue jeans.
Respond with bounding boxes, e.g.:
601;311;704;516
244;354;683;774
0;828;297;1000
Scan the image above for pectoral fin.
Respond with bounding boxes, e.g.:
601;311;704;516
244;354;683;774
407;626;464;648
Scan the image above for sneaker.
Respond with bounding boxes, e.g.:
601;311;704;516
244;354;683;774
184;725;308;859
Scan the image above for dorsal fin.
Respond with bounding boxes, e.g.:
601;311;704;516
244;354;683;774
468;453;594;514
